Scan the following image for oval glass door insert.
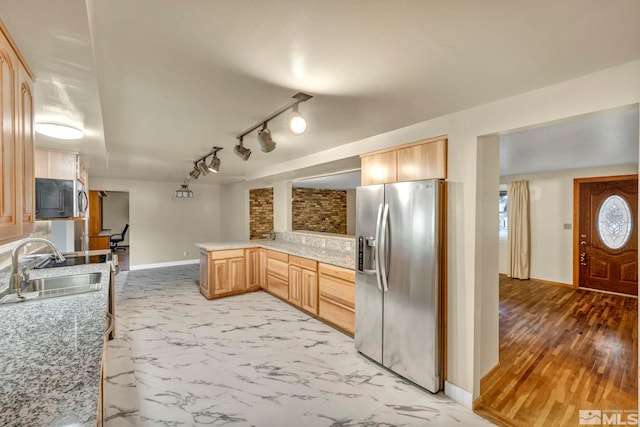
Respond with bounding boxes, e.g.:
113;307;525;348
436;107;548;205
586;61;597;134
597;195;633;250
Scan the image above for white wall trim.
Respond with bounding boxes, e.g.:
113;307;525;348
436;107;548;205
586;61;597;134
130;258;199;271
444;381;473;409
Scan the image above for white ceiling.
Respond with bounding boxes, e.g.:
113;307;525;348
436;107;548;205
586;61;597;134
1;1;639;185
293;170;361;190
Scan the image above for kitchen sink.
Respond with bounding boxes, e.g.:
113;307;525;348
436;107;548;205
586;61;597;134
0;272;103;304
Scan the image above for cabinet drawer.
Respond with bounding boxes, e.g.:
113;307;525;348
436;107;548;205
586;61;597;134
319;296;354;335
267;257;289;281
267;250;289;262
318;263;355;282
319;275;355;309
267;274;289;300
289;255;317;270
211;249;245;260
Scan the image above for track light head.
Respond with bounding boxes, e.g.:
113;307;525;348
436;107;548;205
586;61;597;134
189;167;201;180
197;160;210;176
257;126;276;153
234;137;251;161
287;104;307;135
208;155;221;173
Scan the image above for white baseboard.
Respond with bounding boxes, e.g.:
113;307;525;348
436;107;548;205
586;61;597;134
130;258;199;271
444;381;473;409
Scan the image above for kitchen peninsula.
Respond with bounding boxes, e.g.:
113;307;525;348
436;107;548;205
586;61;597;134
196;231;357;335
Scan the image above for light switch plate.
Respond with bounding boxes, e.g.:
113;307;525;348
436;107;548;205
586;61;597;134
563;223;572;230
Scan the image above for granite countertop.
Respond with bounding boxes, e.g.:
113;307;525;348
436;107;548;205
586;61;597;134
0;262;112;427
195;240;356;270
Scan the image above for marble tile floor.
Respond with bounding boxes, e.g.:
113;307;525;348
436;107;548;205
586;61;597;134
105;265;493;427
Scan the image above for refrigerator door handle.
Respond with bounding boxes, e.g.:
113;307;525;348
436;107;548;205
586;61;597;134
374;204;384;291
379;203;390;292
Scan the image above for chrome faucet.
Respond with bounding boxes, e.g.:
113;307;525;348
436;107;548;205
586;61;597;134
9;238;66;296
262;231;276;240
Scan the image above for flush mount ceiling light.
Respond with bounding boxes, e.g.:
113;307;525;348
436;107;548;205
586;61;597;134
35;122;84;140
236;91;312;155
174;181;193;198
233;136;251;161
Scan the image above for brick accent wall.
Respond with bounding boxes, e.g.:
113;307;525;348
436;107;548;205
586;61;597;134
249;188;274;240
292;188;347;234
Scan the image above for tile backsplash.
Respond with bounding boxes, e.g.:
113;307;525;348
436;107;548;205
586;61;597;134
0;221;52;290
276;231;355;253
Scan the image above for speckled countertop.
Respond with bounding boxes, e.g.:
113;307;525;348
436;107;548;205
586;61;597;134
0;262;112;427
195;240;356;270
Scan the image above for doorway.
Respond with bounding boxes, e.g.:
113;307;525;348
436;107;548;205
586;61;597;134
475;106;639;426
574;175;638;295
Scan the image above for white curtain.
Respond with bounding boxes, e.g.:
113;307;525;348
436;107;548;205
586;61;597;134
507;180;530;279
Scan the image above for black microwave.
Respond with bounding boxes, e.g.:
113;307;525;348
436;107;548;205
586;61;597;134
35;178;88;219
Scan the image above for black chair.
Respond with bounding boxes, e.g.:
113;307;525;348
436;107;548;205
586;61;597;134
110;224;129;251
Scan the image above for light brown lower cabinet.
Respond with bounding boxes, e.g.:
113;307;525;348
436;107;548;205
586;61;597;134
267;274;289;300
258;248;267;289
200;249;256;299
266;250;289;300
288;264;303;306
199;247;354;335
301;268;319;315
245;248;260;288
289;255;319;316
318;263;356;335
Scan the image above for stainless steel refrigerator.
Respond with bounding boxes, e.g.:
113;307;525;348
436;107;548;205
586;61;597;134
355;179;443;393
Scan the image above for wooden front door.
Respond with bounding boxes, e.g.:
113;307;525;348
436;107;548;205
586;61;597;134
576;175;638;295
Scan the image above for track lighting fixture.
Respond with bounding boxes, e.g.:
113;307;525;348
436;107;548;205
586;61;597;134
236;91;312;154
233;136;251;161
178;147;222;197
257;124;277;153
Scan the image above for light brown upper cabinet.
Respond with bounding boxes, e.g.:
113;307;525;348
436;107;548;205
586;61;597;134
360;136;447;186
360;151;397;185
19;64;34;233
0;20;35;244
35;148;79;181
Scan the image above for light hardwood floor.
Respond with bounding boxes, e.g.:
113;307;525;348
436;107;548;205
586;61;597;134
114;246;129;271
474;276;638;427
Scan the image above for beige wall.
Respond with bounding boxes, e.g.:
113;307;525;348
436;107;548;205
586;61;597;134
218;60;640;402
103;191;130;246
499;164;638;284
90;178;221;267
474;135;500;384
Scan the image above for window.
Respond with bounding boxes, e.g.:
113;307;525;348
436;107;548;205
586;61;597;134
499;191;508;239
597;194;632;250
